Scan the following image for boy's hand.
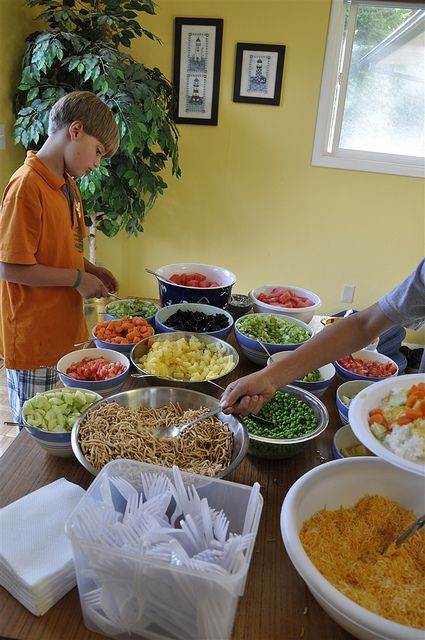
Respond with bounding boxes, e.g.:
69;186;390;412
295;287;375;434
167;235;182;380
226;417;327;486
76;272;110;299
91;265;119;293
221;370;277;415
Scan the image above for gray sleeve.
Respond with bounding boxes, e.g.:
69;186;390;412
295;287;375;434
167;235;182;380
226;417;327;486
379;259;425;330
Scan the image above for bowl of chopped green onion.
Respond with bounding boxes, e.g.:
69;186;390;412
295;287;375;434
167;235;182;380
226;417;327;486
242;386;329;459
267;351;335;397
104;298;159;325
234;313;313;366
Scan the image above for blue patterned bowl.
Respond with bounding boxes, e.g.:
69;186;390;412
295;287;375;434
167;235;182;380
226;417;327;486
335;380;375;424
155;303;234;341
267;352;335;398
57;348;130;396
153;263;236;309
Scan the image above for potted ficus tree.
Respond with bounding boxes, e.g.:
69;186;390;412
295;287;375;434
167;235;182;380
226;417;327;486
14;0;181;262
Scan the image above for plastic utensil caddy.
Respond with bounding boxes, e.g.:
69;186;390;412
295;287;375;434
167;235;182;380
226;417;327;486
66;459;263;640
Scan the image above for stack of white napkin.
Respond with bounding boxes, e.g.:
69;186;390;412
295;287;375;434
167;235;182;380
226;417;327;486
0;478;85;616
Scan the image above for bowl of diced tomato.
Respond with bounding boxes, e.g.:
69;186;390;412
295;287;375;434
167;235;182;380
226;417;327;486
334;349;398;383
92;317;155;353
152;263;237;309
249;285;321;323
57;348;130;395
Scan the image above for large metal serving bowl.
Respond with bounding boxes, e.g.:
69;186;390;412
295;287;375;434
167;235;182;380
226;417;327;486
130;331;239;387
71;386;249;478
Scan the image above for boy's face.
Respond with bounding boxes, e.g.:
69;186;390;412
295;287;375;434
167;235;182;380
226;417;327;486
64;121;106;178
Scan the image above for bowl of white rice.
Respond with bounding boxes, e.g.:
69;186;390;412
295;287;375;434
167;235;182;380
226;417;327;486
349;373;424;477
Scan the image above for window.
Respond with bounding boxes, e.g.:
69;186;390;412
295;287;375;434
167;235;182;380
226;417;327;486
312;0;425;177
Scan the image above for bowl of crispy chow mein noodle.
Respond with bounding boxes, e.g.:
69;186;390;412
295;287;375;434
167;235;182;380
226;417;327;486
71;386;249;478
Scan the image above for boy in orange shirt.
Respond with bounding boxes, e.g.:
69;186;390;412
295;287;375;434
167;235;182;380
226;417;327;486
0;91;120;422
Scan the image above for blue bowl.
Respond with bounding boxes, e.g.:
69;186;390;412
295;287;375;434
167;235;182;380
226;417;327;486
155;303;234;341
22;388;102;457
92;321;154;354
267;352;335;397
103;298;159;326
153;263;236;309
234;314;313;367
334;349;398;383
335;380;375;424
56;348;130;396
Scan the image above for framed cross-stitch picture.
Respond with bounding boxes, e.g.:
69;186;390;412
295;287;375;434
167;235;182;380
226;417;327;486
233;43;286;105
173;17;223;125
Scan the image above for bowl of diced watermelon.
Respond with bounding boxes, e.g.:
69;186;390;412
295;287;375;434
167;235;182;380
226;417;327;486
57;348;130;395
22;388;102;456
151;263;237;309
249;285;321;323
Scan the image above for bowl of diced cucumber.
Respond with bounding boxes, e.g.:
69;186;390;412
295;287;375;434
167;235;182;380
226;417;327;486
22;388;102;457
267;351;335;398
335;380;375;424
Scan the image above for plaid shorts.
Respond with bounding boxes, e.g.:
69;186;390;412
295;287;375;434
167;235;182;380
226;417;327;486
6;367;60;426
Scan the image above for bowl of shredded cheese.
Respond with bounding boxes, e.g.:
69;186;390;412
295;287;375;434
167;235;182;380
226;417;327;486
130;331;239;386
281;457;425;640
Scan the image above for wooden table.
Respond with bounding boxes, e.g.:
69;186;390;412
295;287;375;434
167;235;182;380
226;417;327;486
0;332;355;640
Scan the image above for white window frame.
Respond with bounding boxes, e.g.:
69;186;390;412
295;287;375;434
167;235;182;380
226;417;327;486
312;0;425;178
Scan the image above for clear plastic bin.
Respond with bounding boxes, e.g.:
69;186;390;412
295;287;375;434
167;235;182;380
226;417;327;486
66;459;263;640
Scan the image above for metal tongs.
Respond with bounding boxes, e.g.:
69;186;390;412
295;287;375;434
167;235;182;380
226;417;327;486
383;513;425;554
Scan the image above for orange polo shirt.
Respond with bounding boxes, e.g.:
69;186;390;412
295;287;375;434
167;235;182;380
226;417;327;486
0;152;89;369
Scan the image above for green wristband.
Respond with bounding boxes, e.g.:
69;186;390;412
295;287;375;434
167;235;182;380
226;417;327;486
72;269;83;288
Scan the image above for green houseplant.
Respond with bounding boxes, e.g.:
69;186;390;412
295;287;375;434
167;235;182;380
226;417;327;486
14;0;180;260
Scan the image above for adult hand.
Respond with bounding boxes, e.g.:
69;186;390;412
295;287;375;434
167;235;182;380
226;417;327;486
221;370;277;415
76;271;110;299
92;266;119;293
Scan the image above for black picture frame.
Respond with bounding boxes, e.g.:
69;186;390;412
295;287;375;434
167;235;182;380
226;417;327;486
233;43;286;105
173;17;223;125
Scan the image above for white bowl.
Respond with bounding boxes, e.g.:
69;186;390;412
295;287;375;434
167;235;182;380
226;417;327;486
334;349;399;383
349;373;425;477
267;351;335;397
281;457;424;640
249;285;321;324
57;348;130;396
155;302;234;341
332;423;374;459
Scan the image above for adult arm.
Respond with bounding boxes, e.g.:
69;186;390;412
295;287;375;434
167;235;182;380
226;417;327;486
0;262;109;299
221;303;395;415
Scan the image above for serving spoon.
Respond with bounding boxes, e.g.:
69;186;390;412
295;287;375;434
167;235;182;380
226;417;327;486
145;268;174;285
382;513;425;555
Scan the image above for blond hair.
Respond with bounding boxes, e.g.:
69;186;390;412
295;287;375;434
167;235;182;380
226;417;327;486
49;91;120;157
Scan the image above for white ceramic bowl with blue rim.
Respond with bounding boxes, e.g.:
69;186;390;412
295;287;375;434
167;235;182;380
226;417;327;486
334;349;398;383
348;372;425;477
267;351;335;397
332;423;375;459
57;348;130;396
281;457;425;640
234;313;313;367
152;263;236;309
22;388;102;457
103;298;159;326
249;285;321;324
155;302;234;341
335;379;376;424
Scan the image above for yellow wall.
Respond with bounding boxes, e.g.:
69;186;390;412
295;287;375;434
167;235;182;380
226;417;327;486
1;0;424;341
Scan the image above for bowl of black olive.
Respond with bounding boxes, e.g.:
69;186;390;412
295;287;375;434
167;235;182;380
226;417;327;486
154;302;234;341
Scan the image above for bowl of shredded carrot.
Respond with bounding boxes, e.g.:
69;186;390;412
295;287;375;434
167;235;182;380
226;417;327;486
92;317;155;353
281;457;425;640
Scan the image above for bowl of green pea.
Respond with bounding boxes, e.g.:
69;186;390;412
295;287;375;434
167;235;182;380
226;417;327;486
267;352;336;398
242;386;329;459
